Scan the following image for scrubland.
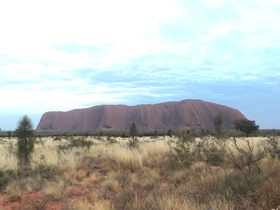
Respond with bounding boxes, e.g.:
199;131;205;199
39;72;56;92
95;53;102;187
0;134;280;210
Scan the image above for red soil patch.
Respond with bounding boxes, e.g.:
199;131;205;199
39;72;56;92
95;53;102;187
45;202;66;210
67;185;91;197
0;192;43;210
0;180;108;210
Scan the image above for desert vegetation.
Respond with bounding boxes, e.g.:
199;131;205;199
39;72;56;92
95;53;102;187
0;128;280;209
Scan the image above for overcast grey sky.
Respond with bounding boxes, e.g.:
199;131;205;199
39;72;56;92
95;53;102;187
1;0;280;130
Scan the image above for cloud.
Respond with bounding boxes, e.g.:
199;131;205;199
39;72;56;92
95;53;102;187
0;0;280;129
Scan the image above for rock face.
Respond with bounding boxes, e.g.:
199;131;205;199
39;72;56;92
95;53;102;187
36;99;246;131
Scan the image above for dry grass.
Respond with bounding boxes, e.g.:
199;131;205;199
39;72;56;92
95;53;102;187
158;195;201;210
67;198;94;210
0;139;18;170
102;178;120;192
113;148;143;171
92;200;111;210
0;135;280;209
226;137;269;155
43;179;66;201
5;180;22;195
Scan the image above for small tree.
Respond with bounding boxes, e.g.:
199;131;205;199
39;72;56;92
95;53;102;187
154;130;158;138
169;130;195;170
15;115;34;169
218;137;271;190
129;122;138;148
213;114;223;138
167;129;173;137
233;119;259;137
7;131;12;139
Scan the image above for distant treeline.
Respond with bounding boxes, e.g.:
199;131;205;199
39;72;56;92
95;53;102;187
1;129;280;138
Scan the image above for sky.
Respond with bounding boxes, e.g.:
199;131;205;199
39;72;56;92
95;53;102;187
0;0;280;130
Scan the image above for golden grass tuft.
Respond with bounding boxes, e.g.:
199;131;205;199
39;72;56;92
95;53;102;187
208;195;235;210
108;146;143;171
67;198;93;210
102;178;120;192
190;161;207;171
158;195;201;210
43;179;65;201
0;144;18;170
63;168;87;184
92;200;111;210
5;180;22;196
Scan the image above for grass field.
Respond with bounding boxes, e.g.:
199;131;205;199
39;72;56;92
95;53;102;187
0;134;280;210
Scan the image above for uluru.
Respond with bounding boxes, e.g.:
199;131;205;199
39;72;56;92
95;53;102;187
36;99;247;131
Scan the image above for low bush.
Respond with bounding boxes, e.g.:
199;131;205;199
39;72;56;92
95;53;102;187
69;137;93;149
127;137;139;149
203;138;225;166
268;136;280;159
0;169;17;191
33;164;59;180
169;132;195;169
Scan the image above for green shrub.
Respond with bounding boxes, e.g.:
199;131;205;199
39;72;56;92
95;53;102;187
0;169;17;191
169;131;195;169
203;139;225;166
221;170;250;199
33;164;59;180
106;135;117;144
69;137;93;149
219;137;270;193
53;136;62;141
167;129;173;137
268;137;280;159
127;137;139;149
